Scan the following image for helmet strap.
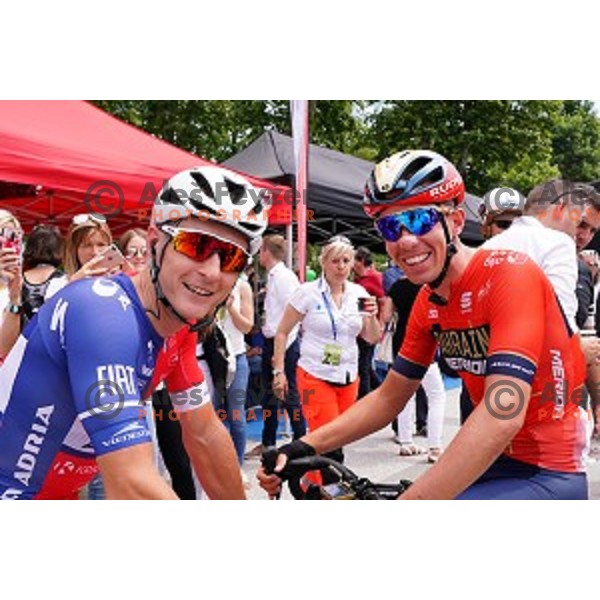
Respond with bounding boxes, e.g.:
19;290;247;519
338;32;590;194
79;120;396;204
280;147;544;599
427;216;458;304
148;238;212;332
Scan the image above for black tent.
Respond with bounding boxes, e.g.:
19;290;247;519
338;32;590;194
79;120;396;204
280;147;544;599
224;130;484;250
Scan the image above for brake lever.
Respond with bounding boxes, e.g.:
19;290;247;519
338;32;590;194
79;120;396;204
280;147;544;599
261;448;282;500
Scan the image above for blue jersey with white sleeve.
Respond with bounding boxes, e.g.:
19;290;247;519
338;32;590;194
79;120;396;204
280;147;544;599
0;274;165;499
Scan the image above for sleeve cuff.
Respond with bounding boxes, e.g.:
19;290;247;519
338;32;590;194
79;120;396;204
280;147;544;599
486;352;537;385
392;355;429;380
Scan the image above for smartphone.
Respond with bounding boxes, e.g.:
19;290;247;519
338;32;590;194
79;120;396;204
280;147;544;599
0;227;23;256
357;297;373;315
95;244;125;270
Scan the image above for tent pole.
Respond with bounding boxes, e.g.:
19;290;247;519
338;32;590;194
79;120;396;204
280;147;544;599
286;223;293;269
291;100;309;282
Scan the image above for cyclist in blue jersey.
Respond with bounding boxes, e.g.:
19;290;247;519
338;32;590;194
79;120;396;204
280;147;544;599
0;166;268;500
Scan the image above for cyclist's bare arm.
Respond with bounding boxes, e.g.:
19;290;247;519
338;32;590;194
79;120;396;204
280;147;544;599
304;369;421;454
380;296;395;325
179;401;246;500
400;374;530;500
98;444;178;499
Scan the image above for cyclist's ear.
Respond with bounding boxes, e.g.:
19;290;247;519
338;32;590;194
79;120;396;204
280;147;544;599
148;227;169;261
447;207;466;238
146;223;160;246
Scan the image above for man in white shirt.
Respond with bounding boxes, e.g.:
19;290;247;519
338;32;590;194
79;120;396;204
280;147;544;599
246;234;306;456
484;180;600;331
483;181;582;331
484;179;600;443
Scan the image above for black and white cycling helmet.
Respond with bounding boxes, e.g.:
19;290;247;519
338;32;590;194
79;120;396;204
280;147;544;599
153;165;268;256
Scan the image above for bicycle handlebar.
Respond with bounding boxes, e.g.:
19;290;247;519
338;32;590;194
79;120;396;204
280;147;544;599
262;449;411;500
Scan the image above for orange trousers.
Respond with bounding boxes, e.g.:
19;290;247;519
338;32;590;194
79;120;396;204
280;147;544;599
297;367;359;433
296;367;359;488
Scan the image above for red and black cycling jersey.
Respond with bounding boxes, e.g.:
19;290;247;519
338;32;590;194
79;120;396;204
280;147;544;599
393;249;588;473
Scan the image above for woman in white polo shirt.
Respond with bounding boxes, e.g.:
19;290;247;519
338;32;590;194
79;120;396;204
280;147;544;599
272;236;381;465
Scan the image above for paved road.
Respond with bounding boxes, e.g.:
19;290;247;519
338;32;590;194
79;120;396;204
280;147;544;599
242;386;600;500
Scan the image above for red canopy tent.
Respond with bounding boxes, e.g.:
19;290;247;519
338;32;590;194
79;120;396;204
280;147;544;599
0;101;292;234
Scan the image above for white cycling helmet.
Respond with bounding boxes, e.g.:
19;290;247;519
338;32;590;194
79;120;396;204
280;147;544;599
153;165;269;256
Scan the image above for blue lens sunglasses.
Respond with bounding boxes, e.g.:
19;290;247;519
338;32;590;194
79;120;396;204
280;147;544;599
375;207;443;242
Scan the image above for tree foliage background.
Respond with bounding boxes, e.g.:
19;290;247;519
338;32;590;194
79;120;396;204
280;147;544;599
94;100;600;195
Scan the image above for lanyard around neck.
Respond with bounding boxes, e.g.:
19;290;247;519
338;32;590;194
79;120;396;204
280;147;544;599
320;279;339;341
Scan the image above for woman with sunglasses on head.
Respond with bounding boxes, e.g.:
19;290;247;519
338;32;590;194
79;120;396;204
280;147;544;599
64;214;117;281
0;210;24;361
0;166;267;500
272;236;381;473
259;150;589;500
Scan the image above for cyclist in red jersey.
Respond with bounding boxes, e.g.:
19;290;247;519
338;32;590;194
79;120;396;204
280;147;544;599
258;150;588;500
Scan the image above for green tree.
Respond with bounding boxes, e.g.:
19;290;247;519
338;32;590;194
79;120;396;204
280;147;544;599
95;100;600;194
93;100;369;163
366;100;563;194
93;100;287;162
552;100;600;182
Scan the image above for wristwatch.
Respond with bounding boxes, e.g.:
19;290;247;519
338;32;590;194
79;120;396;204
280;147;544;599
6;303;22;315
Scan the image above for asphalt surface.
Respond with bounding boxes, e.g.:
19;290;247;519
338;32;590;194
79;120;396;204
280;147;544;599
241;386;600;500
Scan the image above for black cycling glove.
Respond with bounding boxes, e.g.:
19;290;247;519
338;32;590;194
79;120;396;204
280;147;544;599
278;439;316;462
262;439;316;474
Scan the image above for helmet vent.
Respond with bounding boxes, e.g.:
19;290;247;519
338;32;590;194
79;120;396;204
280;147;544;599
189;198;218;215
224;178;248;205
241;220;263;232
414;165;444;191
402;156;433;181
159;187;184;206
190;171;215;199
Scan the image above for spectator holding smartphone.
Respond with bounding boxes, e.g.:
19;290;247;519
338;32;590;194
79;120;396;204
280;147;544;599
1;223;68;360
0;209;24;360
64;213;117;281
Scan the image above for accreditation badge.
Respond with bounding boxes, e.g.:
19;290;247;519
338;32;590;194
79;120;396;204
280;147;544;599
322;343;342;366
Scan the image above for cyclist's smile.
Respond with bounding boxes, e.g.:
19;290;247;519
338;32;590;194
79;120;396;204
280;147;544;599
386;231;441;284
404;252;431;266
182;281;214;297
173;251;237;318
